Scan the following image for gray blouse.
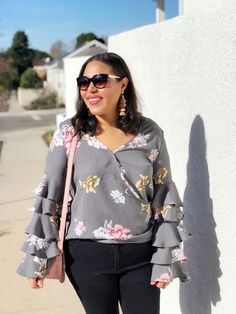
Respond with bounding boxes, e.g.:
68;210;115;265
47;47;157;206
17;116;191;283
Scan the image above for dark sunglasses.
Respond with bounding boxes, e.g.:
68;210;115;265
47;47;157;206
76;73;121;91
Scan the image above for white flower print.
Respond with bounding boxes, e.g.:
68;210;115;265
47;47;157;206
93;226;107;238
110;190;126;204
27;234;50;250
33;256;47;277
149;148;159;162
74;220;86;236
93;220;132;240
83;134;107;150
171;248;187;263
77;180;83;190
34;174;47;195
127;133;151;149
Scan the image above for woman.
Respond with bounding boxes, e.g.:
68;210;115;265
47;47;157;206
17;52;190;314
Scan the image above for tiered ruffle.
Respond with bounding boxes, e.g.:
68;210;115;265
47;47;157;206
151;182;191;283
17;175;63;278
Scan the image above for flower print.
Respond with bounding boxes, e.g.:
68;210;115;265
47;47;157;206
83;134;107;150
34;174;47;195
141;203;152;222
83;175;100;193
171;248;187;263
93;220;132;240
49;128;63;151
161;204;172;219
149;149;159;162
49;124;74;153
93;226;107;238
136;175;150;191
64;126;74;155
49;215;59;227
176;208;184;221
154;207;163;215
153;167;168;184
33;256;47;277
110;190;126;204
77;180;83;190
106;224;132;240
128;133;150;149
141;203;151;213
74;220;86;236
27;235;49;250
158;273;173;283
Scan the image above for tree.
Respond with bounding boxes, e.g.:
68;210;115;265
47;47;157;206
7;31;34;78
33;49;50;62
50;40;67;59
5;31;49;88
20;68;43;88
0;54;18;90
75;32;105;48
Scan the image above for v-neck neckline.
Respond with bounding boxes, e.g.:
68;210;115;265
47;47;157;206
93;118;143;154
94;133;136;154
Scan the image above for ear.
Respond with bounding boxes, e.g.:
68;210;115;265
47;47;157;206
121;77;129;93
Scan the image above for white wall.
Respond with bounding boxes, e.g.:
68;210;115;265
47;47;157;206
184;0;226;14
17;88;44;107
109;1;236;313
46;68;65;104
64;56;89;118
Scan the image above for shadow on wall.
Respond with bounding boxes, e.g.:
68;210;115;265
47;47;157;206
179;115;222;314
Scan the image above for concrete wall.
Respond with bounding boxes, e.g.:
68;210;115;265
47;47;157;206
109;1;236;313
17;88;44;107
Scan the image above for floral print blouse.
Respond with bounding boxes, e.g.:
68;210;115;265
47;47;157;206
17;116;191;283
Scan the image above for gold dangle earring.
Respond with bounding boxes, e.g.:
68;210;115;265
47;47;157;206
118;93;127;116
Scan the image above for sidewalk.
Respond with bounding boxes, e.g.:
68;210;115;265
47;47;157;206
0;118;85;313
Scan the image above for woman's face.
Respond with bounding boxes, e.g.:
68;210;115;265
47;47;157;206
80;60;128;120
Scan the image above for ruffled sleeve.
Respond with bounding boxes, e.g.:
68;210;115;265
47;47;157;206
17;121;73;278
150;131;191;283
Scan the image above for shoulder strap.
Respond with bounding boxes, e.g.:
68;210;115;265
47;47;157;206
58;133;79;251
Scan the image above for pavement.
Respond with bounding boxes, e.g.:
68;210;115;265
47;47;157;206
0;100;85;313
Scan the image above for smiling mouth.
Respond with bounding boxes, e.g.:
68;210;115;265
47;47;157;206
87;97;102;106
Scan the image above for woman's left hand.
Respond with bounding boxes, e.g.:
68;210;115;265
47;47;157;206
150;280;170;289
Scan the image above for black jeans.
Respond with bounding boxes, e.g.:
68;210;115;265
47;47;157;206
64;239;160;314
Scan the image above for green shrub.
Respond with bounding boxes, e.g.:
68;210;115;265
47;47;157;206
42;128;55;146
20;68;43;88
27;93;57;110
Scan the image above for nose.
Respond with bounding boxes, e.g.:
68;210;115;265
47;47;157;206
87;81;97;92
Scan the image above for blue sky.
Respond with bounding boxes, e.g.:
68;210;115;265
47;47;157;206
0;0;178;53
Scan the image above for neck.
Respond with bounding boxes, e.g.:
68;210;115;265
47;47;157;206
96;115;118;132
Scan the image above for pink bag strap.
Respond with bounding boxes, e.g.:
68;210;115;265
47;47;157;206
58;133;79;251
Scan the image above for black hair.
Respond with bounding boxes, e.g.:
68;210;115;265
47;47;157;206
71;52;142;136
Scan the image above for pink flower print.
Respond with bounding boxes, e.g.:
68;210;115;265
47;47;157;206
179;251;188;263
128;133;150;148
159;273;173;283
155;207;163;215
106;224;132;240
149;149;159;162
74;220;86;236
64;127;74;154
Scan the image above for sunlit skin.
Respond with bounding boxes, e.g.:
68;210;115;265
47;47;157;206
28;60;170;290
